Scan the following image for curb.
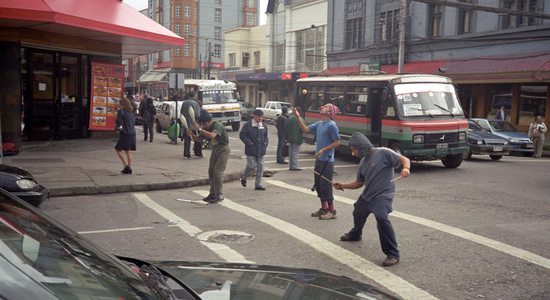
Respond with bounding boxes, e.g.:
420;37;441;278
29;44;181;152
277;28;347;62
48;172;242;197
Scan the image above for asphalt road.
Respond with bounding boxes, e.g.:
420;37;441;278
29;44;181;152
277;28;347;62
41;123;550;300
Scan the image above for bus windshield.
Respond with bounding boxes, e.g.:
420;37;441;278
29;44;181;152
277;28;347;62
394;83;464;118
200;90;238;105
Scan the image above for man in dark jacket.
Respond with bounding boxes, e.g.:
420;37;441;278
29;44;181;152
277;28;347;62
139;97;157;142
275;107;289;164
239;109;269;190
333;132;410;267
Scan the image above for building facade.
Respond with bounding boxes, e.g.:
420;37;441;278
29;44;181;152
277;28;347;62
326;0;550;133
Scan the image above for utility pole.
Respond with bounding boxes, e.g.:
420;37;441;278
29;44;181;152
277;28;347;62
398;0;407;73
206;41;212;79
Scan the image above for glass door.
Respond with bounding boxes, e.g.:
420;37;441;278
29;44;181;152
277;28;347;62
29;51;56;140
57;54;81;139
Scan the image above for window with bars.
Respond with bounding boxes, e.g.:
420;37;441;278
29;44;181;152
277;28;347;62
214;44;221;59
457;0;474;34
175;4;181;18
215;27;222;40
380;10;400;42
428;4;443;37
184;42;190;56
246;12;256;26
229;53;236;67
185;4;190;18
175;47;181;56
175;24;181;36
502;0;540;28
185;24;190;37
345;18;363;49
215;8;222;23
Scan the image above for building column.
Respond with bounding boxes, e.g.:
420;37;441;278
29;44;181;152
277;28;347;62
0;42;22;148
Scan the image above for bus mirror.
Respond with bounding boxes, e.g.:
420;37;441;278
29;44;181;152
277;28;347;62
301;88;308;95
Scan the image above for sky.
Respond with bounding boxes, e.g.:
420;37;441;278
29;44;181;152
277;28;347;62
123;0;268;25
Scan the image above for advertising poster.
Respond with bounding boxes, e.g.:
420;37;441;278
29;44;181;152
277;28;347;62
89;63;124;131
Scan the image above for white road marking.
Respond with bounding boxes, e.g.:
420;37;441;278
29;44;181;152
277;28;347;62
193;190;437;300
78;226;155;235
267;179;550;270
133;193;254;264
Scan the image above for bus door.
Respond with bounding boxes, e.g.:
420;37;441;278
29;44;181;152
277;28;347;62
367;87;385;146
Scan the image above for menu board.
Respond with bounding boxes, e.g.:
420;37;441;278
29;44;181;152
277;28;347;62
89;63;124;131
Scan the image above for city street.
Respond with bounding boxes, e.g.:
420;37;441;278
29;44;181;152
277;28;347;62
41;124;550;300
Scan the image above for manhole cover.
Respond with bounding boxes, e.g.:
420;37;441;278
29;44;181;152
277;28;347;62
196;230;254;244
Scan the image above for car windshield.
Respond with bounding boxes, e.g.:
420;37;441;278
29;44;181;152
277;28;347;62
488;120;519;132
394;83;464;118
0;194;162;299
200;90;238;105
468;120;483;131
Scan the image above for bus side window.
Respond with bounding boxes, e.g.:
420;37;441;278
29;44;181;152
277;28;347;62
382;94;396;118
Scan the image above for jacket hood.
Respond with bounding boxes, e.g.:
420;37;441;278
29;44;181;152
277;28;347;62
349;132;373;158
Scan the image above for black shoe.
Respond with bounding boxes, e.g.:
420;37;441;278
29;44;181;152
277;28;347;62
149;140;153;142
202;194;214;202
277;161;288;164
121;166;131;174
207;195;224;203
255;186;266;191
289;168;302;171
340;233;361;242
240;177;247;187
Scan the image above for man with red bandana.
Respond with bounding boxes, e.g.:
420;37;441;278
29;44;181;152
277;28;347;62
292;104;340;220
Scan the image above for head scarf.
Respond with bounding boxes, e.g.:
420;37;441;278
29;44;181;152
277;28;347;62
320;104;340;120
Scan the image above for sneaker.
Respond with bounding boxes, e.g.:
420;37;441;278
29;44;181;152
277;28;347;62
319;210;337;220
311;208;327;217
207;195;224;204
382;257;400;267
202;194;214;202
183;156;191;160
340;233;361;242
255;186;266;191
240;177;247;187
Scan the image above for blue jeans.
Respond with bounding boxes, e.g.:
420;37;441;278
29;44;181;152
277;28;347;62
242;155;265;188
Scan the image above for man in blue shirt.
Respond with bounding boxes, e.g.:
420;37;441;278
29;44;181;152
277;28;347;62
333;132;411;267
292;104;340;220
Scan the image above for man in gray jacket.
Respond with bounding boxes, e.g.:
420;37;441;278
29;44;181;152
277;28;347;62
333;132;410;267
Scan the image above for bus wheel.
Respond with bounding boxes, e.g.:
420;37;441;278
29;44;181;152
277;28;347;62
441;154;464;168
489;155;502;161
231;122;240;131
156;120;162;133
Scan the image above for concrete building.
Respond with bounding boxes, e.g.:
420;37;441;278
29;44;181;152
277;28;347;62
325;0;550;133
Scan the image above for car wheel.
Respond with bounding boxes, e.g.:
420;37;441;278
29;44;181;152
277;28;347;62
156;120;162;133
489;155;502;160
441;153;464;168
231;122;240;131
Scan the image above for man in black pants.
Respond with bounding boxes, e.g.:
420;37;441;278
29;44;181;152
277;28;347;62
275;107;289;164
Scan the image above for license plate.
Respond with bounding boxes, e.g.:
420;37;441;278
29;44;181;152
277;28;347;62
493;146;503;152
436;143;448;149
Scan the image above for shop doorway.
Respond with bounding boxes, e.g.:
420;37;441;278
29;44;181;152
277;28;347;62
25;50;84;140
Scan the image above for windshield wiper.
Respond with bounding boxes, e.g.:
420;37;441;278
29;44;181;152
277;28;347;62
433;104;454;117
138;264;179;300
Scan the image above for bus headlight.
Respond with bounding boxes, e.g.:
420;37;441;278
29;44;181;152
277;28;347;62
459;132;466;141
413;135;424;144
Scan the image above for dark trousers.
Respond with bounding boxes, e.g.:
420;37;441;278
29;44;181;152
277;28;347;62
314;160;334;203
183;131;203;158
276;133;286;163
348;198;399;259
143;122;154;141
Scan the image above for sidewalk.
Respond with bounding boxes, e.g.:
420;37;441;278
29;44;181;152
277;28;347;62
2;136;247;197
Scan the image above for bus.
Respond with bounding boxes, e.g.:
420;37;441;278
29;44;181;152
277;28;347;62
183;79;241;131
296;74;469;168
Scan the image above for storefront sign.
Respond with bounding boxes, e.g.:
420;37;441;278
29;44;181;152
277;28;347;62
89;63;124;131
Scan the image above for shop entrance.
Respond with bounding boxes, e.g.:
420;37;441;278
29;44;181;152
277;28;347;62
24;50;85;140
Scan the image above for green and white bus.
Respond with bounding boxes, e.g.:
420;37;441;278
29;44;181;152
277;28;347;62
296;74;469;168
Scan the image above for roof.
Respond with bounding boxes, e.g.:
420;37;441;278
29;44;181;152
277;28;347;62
0;0;184;59
139;68;171;82
321;60;446;76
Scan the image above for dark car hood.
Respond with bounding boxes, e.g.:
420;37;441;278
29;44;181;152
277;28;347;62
0;164;32;179
492;131;530;140
150;260;397;300
468;130;506;141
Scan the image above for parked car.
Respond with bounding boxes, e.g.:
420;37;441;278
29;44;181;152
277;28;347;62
0;189;398;300
471;118;534;156
155;101;179;133
0;164;48;207
466;119;512;160
239;101;255;121
256;101;293;124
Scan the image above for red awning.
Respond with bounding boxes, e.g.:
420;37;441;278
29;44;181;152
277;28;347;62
381;60;446;74
440;52;550;83
321;66;360;75
0;0;184;59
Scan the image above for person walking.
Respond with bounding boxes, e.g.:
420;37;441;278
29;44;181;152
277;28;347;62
139;97;157;142
239;109;269;191
180;91;202;159
496;105;506;120
528;114;547;158
333;132;411;267
285;110;303;170
188;111;230;203
275;107;289;164
292;104;340;220
115;97;137;175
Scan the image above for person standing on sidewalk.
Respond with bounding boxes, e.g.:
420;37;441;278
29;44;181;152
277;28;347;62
285;110;303;170
275;107;289;164
333;132;410;267
188;111;230;203
528;114;547;158
239;109;269;191
180;91;202;159
139;97;156;142
115;97;136;175
292;104;340;220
